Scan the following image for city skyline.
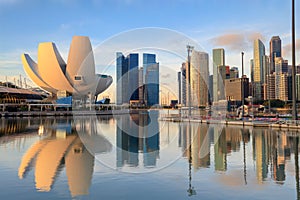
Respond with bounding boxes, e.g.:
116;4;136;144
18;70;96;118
1;0;299;84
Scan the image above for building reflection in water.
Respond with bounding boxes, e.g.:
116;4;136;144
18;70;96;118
179;123;299;187
4;115;300;197
116;110;160;168
18;117;112;197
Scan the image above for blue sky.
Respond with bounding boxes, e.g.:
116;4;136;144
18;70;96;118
0;0;299;98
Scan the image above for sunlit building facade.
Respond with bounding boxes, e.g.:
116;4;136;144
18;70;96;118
190;50;209;107
213;48;225;102
253;39;266;101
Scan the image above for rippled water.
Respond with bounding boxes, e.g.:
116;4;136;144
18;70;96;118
0;111;300;199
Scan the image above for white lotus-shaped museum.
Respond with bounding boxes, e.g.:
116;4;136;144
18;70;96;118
21;36;112;97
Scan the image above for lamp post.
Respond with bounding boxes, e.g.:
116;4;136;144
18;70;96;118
241;52;245;120
292;0;297;120
187;45;194;118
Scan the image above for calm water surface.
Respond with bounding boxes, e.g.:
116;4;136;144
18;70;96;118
0;111;300;199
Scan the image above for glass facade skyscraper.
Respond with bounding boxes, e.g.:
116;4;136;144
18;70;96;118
116;52;139;105
269;36;282;73
143;53;159;106
213;48;225;102
253;39;266;101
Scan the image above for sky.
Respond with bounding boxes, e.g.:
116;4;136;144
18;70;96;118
0;0;299;100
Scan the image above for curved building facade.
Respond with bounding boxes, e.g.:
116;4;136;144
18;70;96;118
21;36;112;97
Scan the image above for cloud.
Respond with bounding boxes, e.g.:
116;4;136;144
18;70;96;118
161;73;171;78
282;38;300;58
210;31;265;52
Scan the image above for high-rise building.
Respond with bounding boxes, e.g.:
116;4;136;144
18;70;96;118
250;59;254;83
225;77;249;101
116;52;139;105
217;65;227;100
178;71;181;104
190;50;209;107
266;73;276;100
253;39;266;101
181;63;187;106
143;53;159;106
116;52;126;105
209;74;213;103
213;48;225;102
296;74;300;101
275;58;289;101
139;67;144;103
275;57;288;74
270;36;282;73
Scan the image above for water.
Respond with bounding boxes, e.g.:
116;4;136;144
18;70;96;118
0;111;300;199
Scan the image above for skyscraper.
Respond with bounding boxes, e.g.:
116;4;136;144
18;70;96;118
139;67;144;103
116;52;139;105
178;71;181;104
275;57;289;101
213;48;225;102
181;63;187;106
116;52;126;105
190;50;209;107
253;39;266;101
143;53;159;106
270;36;282;73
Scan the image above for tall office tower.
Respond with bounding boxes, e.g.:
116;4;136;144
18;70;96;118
116;52;139;105
250;59;254;83
275;57;288;74
181;63;187;106
275;58;289;101
143;53;159;106
178;71;182;104
269;36;282;73
275;74;288;101
138;67;144;103
253;39;266;101
127;54;139;101
217;65;227;100
209;74;213;103
262;55;270;100
296;74;300;101
213;48;225;102
266;73;276;100
116;52;126;105
190;50;209;107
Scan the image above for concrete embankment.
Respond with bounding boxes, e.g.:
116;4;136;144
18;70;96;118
159;117;300;130
0;109;137;118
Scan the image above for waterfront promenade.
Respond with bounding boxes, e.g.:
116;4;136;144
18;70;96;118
159;115;300;131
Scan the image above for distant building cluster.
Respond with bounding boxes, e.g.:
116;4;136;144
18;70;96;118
116;52;159;107
178;48;244;108
177;35;299;111
251;36;300;102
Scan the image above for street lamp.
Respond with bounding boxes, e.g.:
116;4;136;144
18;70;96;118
292;0;297;120
241;52;245;120
187;45;194;118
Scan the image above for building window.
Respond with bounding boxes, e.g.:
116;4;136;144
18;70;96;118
74;76;82;81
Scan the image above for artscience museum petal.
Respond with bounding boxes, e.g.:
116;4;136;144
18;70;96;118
21;36;112;98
